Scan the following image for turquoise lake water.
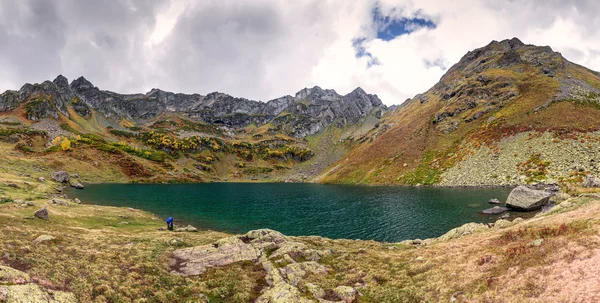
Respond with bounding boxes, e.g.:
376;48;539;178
68;183;515;242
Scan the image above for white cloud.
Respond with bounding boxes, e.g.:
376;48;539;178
2;0;600;106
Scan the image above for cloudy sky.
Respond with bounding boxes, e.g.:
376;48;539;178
1;0;599;105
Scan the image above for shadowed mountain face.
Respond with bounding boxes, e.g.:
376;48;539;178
319;38;600;186
0;76;385;139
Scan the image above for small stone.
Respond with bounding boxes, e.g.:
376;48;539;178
74;198;81;204
50;198;69;206
34;208;49;220
333;286;357;302
415;256;424;262
305;283;325;299
529;239;544;247
169;238;185;246
70;181;84;189
33;235;56;245
38;177;45;182
175;225;198;232
489;198;501;204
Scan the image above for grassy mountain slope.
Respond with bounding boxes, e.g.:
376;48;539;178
0;83;383;184
319;38;600;186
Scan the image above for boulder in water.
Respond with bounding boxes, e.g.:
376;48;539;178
488;198;501;204
506;185;552;211
70;181;84;189
482;206;508;214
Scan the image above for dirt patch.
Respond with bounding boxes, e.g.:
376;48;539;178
111;154;153;178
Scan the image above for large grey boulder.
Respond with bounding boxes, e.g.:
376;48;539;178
34;208;49;220
52;171;69;183
506;186;552;211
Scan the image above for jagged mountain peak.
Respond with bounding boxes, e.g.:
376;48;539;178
294;86;339;100
70;76;95;90
53;75;69;86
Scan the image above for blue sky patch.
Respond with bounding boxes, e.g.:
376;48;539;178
352;6;437;68
373;7;436;41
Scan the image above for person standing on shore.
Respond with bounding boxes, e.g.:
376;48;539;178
166;217;174;231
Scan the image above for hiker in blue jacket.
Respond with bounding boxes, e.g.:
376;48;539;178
166;217;174;231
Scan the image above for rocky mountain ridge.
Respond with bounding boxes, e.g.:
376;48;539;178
0;76;386;139
319;37;600;187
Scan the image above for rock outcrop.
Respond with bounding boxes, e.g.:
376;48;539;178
0;265;76;303
51;171;70;183
506;185;552;211
170;229;355;302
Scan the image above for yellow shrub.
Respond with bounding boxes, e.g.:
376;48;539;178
60;138;71;151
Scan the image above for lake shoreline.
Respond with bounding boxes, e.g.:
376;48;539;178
67;183;515;242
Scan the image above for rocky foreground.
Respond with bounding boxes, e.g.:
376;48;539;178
1;169;600;302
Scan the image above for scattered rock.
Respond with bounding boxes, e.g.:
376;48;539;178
175;225;198;232
415;256;424;262
438;222;488;241
305;283;325;299
34;208;49;220
499;213;510;219
52;171;70;183
255;282;313;303
72;174;79;178
333;285;357;302
38;177;45;182
33;235;56;245
74;198;81;204
482;206;509;214
50;198;70;206
70;181;84;189
0;265;30;284
492;219;514;229
279;261;329;286
450;291;464;302
583;174;600;188
506;185;552;211
529;238;544;247
488;198;501;204
4;183;19;189
512;217;524;224
0;283;77;303
169;238;185;247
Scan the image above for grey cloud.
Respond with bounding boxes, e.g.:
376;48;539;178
154;0;339;101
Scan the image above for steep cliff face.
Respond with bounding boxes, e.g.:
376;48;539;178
319;38;600;186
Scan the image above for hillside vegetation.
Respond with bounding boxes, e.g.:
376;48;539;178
319;38;600;186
